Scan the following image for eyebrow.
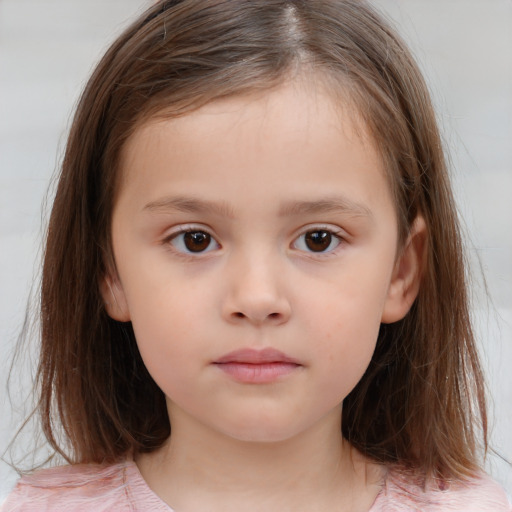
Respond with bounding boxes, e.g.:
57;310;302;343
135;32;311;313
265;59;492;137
143;195;373;220
143;196;235;218
278;197;373;219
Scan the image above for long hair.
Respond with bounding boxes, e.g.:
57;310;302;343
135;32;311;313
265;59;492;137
37;0;486;479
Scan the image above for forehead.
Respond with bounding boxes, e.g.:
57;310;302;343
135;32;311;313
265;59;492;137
119;79;382;184
115;80;392;222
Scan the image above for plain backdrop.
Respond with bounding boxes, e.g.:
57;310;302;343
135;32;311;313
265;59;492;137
1;0;511;501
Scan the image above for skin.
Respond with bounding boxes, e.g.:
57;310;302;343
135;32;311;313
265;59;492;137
103;80;425;512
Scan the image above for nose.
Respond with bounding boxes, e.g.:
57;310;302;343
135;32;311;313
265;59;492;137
221;252;291;326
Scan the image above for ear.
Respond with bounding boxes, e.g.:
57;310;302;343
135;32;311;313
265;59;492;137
99;272;131;322
381;215;427;324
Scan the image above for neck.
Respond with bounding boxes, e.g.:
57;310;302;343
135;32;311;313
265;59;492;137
136;406;384;512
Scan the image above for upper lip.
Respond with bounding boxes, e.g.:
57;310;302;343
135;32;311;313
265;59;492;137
214;348;300;365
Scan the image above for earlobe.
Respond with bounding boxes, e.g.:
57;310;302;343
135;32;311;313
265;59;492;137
99;273;131;322
381;215;427;324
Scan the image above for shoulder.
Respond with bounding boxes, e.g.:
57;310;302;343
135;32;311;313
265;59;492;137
373;469;511;512
1;460;133;512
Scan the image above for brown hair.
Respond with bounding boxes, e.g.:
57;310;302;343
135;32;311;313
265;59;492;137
36;0;486;480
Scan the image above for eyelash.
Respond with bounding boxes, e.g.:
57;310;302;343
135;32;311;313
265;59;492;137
291;226;344;255
162;225;346;256
163;225;220;255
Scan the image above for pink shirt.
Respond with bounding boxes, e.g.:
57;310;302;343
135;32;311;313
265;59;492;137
2;459;511;511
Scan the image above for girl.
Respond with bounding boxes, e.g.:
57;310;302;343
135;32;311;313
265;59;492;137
2;0;510;510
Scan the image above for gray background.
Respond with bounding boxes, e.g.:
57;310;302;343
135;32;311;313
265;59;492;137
1;0;511;501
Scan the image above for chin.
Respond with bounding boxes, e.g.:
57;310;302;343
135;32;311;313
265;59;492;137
216;417;309;445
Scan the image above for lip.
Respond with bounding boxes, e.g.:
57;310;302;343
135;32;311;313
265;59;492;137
213;348;302;384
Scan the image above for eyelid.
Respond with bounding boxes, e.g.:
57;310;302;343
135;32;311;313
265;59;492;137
293;223;347;239
291;224;347;254
161;222;208;239
162;223;221;255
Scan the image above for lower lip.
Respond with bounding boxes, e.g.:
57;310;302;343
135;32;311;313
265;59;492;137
214;362;300;383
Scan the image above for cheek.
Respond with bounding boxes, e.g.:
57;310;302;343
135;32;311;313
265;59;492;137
122;255;215;334
299;275;387;394
125;271;222;382
130;311;202;408
125;283;192;363
316;308;380;374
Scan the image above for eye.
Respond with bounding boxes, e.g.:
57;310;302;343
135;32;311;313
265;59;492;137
293;229;342;253
168;230;220;254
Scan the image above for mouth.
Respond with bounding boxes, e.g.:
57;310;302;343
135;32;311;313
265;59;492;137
213;348;302;384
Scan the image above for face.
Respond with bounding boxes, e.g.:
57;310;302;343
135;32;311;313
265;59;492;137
106;81;420;443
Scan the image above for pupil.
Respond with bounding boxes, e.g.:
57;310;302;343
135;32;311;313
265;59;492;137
305;231;331;252
184;231;210;252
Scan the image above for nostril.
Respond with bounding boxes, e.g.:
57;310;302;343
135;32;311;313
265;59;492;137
231;311;281;321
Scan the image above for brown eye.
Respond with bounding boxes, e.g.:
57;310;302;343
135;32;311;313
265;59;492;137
183;231;212;252
293;229;341;253
169;230;218;254
305;230;332;252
